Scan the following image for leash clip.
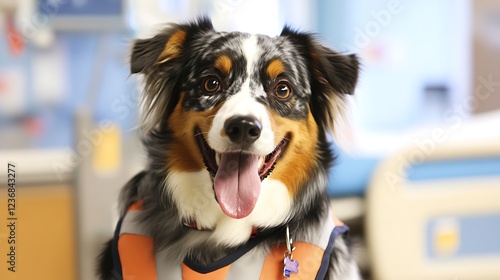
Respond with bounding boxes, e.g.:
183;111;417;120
285;225;295;257
283;225;299;277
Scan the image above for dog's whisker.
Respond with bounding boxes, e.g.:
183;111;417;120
204;114;217;122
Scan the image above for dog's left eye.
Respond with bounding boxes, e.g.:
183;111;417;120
274;82;292;100
203;76;221;94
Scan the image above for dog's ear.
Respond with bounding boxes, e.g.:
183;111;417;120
131;18;214;131
280;27;360;148
130;32;177;74
130;17;214;74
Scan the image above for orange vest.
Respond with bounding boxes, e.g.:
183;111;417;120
111;202;348;280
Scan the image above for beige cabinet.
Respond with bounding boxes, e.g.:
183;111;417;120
0;185;76;280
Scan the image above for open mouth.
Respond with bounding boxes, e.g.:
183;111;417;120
195;128;289;219
195;129;289;180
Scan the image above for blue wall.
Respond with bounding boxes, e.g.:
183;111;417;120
0;31;137;149
315;0;469;132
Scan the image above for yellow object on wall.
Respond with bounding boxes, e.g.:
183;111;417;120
92;124;122;173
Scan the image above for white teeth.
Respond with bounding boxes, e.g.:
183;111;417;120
258;156;264;169
216;153;221;166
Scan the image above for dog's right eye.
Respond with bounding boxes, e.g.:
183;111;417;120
274;82;292;100
203;76;221;94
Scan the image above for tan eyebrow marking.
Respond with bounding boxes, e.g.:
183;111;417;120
214;55;233;74
266;59;285;79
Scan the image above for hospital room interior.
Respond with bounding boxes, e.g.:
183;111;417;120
0;0;499;279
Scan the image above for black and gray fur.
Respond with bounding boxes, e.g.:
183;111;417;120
98;18;361;280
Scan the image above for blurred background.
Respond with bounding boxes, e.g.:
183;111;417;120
0;0;499;279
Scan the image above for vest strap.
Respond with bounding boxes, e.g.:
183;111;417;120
181;263;231;279
118;234;157;280
112;200;348;280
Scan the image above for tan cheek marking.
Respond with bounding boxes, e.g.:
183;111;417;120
167;94;224;172
158;30;186;63
266;59;285;80
214;55;232;75
268;108;319;196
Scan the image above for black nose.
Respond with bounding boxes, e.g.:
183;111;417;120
224;116;262;145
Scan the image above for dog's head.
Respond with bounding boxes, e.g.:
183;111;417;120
132;18;358;235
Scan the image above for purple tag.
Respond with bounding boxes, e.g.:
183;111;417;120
283;256;299;277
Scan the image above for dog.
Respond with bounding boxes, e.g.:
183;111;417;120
98;17;361;280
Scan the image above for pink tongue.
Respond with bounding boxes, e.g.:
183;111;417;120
214;153;261;219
